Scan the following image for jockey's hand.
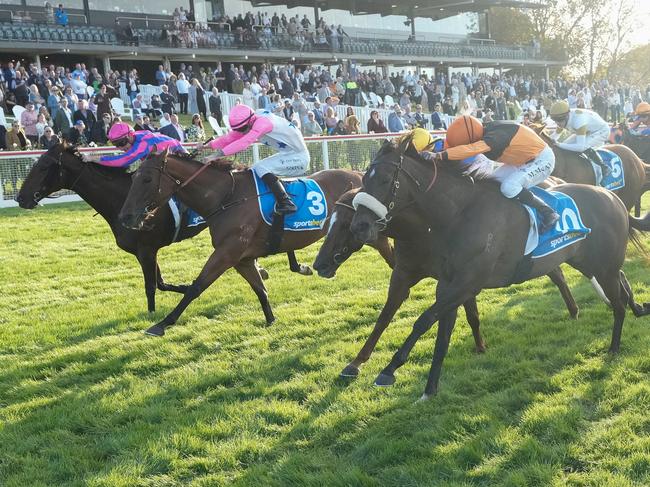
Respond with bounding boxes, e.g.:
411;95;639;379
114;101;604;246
420;151;442;162
212;148;225;158
80;152;96;163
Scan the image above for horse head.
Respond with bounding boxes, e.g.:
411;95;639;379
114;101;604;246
350;134;425;243
16;143;83;209
313;188;365;278
118;148;173;231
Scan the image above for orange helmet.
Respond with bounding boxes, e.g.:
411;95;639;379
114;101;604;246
635;102;650;116
445;115;484;148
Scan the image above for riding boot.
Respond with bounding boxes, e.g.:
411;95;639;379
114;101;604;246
583;147;611;177
516;188;560;234
262;173;297;215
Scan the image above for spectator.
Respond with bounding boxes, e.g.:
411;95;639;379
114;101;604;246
141;116;157;132
312;100;325;129
44;2;54;24
344;114;361;134
39;125;60;149
186;113;205;142
367;110;388;134
155;65;167;86
176;73;190;114
302;111;323;136
67;120;88;146
127;69;139;103
414;104;428;128
35;113;51;139
333;119;347;135
257;87;270;111
6;120;32;150
159;84;176;115
388;105;406;132
73;99;95;139
324;106;338;134
192;78;207;120
282;99;294;122
91;112;112;144
159;112;172;128
53;97;73;135
54;4;68;27
133;115;145;131
159;113;185;141
20;102;39;144
209;87;223;126
402;105;417;128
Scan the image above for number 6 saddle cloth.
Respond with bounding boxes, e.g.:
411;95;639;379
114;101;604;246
251;170;328;232
522;186;591;259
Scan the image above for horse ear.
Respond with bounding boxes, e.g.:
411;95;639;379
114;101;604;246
161;147;169;163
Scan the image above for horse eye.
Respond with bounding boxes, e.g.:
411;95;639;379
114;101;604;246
142;177;152;184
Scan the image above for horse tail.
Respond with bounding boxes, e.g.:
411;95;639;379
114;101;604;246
628;216;649;256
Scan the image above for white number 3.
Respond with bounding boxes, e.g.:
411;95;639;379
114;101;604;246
306;191;325;216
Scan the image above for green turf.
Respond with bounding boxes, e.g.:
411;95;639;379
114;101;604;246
2;200;650;487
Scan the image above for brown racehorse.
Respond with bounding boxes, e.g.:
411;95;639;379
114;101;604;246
313;188;579;378
534;125;650;216
350;137;650;400
118;151;394;336
618;123;650;164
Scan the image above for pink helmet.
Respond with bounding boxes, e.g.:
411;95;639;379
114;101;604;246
108;122;135;141
229;104;256;130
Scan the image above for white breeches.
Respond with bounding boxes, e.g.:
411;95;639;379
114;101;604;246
490;145;555;198
252;150;311;178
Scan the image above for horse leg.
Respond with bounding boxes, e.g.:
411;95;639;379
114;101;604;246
462;297;486;353
235;258;276;325
144;247;240;337
421;308;460;400
619;270;650;317
340;268;416;378
367;236;395;269
136;247;159;313
594;271;627;354
635;197;641;218
256;260;269;281
547;267;580;319
156;263;189;294
287;250;313;276
374;277;477;390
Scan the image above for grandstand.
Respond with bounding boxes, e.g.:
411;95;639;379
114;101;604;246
0;0;562;74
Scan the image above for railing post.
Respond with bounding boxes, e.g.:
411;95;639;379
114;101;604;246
252;143;260;164
321;140;330;170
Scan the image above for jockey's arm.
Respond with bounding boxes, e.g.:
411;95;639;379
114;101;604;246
210;117;274;157
99;140;149;167
555;125;588;152
442;140;491;161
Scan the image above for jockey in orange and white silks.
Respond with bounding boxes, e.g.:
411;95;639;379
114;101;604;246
201;104;310;214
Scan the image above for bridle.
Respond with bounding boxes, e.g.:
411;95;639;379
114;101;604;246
33;150;87;202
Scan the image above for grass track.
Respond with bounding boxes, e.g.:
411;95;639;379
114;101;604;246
2;200;650;486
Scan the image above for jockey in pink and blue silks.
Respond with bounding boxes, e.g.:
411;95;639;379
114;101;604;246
200;104;310;214
86;122;187;167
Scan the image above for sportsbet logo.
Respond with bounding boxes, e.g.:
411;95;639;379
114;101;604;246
292;219;325;229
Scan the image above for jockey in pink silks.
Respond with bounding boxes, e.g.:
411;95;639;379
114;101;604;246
85;122;187;167
200;104;310;214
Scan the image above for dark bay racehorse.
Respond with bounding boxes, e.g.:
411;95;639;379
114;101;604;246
534;126;650;215
350;137;650;400
314;188;579;378
618;123;650;163
17;144;207;312
118;151;394;336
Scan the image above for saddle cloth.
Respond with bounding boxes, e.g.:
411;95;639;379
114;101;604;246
591;148;625;191
251;170;328;232
522;187;591;259
169;196;206;242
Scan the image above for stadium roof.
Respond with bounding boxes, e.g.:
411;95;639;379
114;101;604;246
250;0;545;20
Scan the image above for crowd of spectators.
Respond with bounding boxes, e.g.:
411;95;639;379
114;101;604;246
2;56;650;151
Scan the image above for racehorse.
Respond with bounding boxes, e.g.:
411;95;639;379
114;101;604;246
349;136;650;400
118;150;394;336
313;188;579;378
618;123;650;164
534;125;650;215
15;144;303;313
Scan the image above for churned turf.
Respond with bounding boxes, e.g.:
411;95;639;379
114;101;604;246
2;200;650;487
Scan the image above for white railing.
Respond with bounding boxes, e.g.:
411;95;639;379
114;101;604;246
0;130;445;209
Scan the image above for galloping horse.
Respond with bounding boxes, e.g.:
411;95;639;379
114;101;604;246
618;122;650;163
17;144;205;312
118;151;394;336
350;137;650;400
534;125;650;215
314;188;579;378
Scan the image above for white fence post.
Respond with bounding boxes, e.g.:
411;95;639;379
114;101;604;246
252;144;260;164
321;140;330;170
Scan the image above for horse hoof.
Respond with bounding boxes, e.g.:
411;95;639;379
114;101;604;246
608;346;620;355
299;265;313;276
374;373;395;387
265;317;276;327
259;268;269;280
475;343;487;354
144;325;165;337
340;363;360;378
415;393;432;404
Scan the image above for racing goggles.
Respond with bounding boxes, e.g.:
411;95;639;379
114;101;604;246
112;136;130;147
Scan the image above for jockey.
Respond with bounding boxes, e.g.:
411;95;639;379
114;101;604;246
629;102;650;136
549;101;611;177
421;116;560;233
200;104;310;214
91;122;187;167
